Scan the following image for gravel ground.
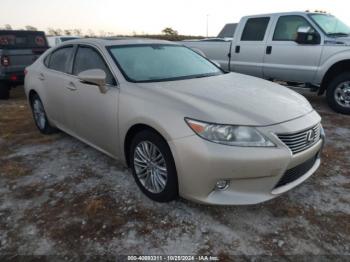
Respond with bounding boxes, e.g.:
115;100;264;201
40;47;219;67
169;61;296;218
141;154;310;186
0;87;349;260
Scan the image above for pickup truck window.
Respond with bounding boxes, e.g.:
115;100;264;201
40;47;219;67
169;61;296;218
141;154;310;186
108;44;223;83
48;46;74;74
273;15;313;41
241;17;270;41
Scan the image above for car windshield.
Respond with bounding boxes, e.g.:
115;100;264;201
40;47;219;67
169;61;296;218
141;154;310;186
310;14;350;36
108;44;223;83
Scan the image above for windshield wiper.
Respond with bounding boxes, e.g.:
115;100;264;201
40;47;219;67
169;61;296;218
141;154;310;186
328;32;349;37
193;72;221;79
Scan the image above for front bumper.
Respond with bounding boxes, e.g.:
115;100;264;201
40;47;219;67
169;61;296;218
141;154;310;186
169;110;324;205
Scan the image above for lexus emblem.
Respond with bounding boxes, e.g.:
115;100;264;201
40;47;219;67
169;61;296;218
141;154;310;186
306;130;315;143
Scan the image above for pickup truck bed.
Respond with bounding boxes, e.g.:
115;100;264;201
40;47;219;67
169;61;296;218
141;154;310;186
181;40;231;71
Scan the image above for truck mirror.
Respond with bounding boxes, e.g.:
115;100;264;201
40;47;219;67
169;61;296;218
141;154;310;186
296;26;321;45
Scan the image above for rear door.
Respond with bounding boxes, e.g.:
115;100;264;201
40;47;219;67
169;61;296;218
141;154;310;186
41;45;75;127
231;16;271;77
263;15;323;82
66;45;119;155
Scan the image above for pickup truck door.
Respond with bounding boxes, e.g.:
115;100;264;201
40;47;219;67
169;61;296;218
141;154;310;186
263;15;323;83
230;16;271;78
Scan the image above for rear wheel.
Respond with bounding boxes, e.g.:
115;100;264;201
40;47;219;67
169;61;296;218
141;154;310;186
30;94;57;134
0;83;10;100
129;130;178;202
326;72;350;114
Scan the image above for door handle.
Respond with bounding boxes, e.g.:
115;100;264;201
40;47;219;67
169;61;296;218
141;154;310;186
235;45;240;53
38;73;45;81
266;46;272;55
65;82;77;91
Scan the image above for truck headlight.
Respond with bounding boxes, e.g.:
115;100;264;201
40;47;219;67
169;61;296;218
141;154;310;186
185;118;275;147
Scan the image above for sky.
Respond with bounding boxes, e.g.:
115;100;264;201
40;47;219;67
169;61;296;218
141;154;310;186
1;0;350;36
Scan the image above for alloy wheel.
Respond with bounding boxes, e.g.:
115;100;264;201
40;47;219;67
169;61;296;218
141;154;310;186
133;141;168;194
334;81;350;108
33;99;46;130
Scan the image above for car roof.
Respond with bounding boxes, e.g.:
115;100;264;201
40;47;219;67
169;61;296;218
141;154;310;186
0;30;46;35
242;11;329;18
47;35;80;38
62;37;178;47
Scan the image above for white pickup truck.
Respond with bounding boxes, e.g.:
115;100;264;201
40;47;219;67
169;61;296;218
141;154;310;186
182;11;350;114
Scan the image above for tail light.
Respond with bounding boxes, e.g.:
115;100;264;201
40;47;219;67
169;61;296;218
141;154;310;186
24;68;28;76
1;55;10;66
10;75;18;81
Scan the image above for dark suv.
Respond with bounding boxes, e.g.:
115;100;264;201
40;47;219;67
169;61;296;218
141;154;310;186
0;30;49;99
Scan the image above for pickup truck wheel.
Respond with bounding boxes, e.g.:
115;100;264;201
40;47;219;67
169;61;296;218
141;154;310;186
0;83;10;100
30;94;57;134
326;72;350;115
129;130;178;202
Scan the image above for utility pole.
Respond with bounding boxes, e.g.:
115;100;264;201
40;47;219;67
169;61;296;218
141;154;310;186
206;14;209;37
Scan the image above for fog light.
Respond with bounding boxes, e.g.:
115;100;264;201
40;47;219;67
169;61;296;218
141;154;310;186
216;180;230;190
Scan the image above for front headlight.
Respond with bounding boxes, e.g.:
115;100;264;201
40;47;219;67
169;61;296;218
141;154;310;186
185;118;275;147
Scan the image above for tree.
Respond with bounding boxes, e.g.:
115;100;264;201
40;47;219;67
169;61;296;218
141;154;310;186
73;29;82;36
47;28;63;36
4;24;12;30
162;27;178;36
64;29;72;36
87;29;95;37
25;25;37;31
99;30;107;37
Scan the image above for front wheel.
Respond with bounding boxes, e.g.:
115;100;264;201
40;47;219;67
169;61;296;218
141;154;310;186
326;72;350;114
129;130;178;202
30;94;57;134
0;83;10;100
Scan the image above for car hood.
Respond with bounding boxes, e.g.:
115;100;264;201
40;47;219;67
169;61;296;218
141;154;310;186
325;36;350;45
137;73;313;126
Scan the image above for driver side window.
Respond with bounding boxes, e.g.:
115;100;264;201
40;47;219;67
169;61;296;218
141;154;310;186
73;46;115;85
273;15;314;41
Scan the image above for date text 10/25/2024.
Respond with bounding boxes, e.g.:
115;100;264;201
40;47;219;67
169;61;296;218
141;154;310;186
127;255;219;261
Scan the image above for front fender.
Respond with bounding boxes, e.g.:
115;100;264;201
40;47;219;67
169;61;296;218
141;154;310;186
315;47;350;84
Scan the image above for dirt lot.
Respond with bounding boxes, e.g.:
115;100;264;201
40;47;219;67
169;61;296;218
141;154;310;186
0;87;349;260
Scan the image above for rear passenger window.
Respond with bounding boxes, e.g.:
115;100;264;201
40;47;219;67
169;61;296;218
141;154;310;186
48;46;74;73
273;16;313;41
241;17;270;41
73;46;115;85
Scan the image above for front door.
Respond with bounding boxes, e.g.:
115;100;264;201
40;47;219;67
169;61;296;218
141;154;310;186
263;15;323;83
66;45;119;156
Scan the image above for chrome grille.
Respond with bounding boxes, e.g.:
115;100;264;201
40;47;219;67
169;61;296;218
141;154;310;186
277;124;321;154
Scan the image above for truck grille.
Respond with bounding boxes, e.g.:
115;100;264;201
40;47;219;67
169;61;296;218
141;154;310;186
277;124;321;154
274;154;318;189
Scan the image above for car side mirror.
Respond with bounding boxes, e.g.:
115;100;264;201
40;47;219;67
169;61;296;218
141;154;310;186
78;69;108;93
295;26;320;45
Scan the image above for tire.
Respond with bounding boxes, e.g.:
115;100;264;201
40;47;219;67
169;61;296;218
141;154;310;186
30;93;57;134
129;130;178;202
326;72;350;114
0;83;10;100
